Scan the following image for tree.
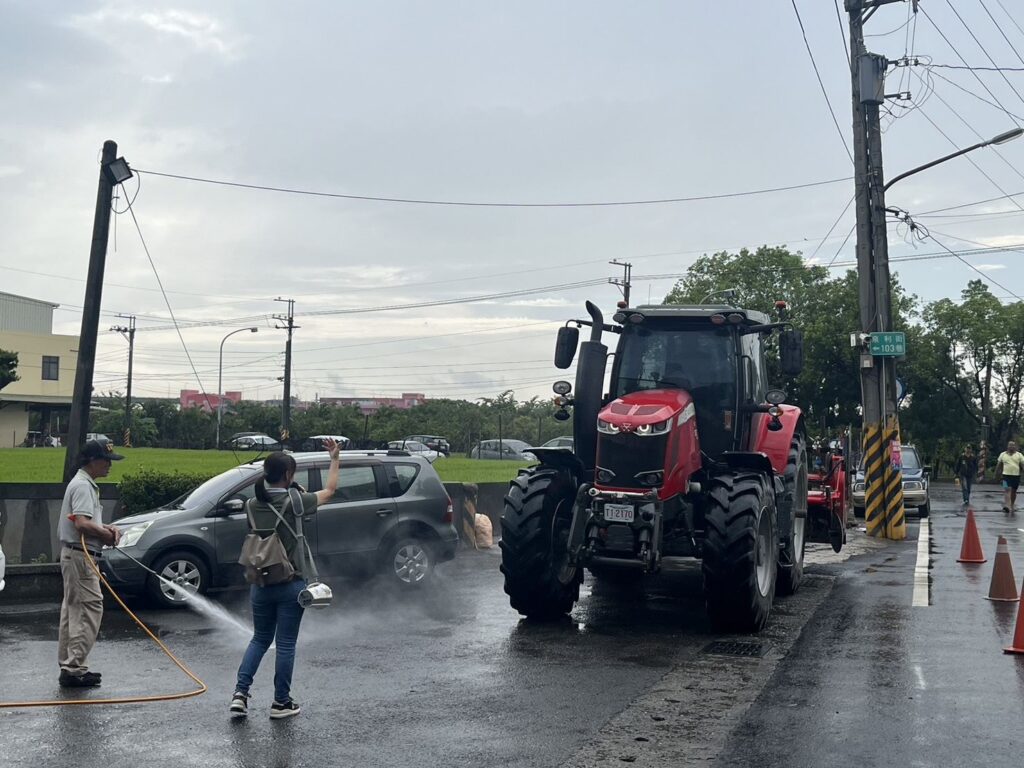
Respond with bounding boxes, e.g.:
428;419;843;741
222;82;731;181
662;246;915;434
919;281;1024;463
0;348;18;391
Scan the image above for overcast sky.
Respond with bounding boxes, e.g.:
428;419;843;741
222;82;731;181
2;1;1022;404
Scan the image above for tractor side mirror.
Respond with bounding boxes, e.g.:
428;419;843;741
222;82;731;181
779;329;804;376
554;326;580;369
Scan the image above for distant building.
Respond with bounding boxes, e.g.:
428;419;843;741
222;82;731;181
180;389;242;414
0;292;77;447
319;392;426;415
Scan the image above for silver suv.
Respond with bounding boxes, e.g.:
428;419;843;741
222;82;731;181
101;450;458;607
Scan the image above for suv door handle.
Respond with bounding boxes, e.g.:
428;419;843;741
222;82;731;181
376;508;394;517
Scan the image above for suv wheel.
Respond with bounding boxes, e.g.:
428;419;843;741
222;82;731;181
147;550;210;608
383;537;434;587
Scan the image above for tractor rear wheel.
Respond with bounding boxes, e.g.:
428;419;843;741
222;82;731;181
702;472;777;633
776;434;808;596
500;468;582;619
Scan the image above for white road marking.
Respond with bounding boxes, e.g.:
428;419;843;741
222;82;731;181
913;664;927;690
912;518;930;607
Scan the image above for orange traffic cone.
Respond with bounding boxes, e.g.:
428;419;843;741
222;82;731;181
957;509;987;564
1003;579;1024;655
986;536;1019;601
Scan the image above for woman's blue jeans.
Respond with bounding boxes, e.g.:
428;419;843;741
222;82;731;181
234;579;305;703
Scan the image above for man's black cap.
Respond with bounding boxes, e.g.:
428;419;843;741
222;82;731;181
81;439;124;463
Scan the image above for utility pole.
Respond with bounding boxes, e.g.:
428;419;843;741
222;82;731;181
110;314;136;447
63;141;127;482
274;297;297;446
609;259;633;306
847;0;907;540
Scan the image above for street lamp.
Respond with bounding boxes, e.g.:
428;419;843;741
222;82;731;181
884;127;1024;192
217;327;259;447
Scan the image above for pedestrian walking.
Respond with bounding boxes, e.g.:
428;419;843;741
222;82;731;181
954;445;979;507
57;439;124;687
996;440;1023;515
230;438;341;720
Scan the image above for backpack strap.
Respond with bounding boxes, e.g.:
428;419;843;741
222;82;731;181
287;487;319;582
245;494;300;539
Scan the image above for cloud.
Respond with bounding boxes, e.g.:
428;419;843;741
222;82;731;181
142;73;174;84
503;297;574;307
0;166;23;178
973;264;1007;271
67;6;240;57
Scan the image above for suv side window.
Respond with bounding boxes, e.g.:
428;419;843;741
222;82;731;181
389;463;420;496
222;469;313;505
317;465;380;503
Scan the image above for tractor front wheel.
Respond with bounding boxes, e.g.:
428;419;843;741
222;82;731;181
500;468;582;619
702;472;777;633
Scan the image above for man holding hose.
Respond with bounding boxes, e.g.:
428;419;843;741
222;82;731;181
56;439;123;687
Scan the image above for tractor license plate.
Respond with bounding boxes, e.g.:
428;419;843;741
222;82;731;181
603;503;635;522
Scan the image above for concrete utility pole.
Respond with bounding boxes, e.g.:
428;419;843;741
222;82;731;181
63;141;123;482
111;314;136;447
847;0;907;540
274;297;297;446
609;259;633;306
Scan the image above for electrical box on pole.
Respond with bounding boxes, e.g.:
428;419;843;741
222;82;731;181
858;53;886;106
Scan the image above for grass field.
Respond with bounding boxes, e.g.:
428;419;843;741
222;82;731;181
0;448;529;485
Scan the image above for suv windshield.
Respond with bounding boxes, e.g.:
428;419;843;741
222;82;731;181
857;446;921;471
172;465;261;509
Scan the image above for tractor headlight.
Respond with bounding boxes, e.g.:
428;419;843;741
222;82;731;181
117;521;153;549
635;419;670;437
597;419;620;434
637;470;664;486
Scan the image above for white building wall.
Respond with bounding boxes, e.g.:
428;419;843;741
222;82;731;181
0;402;30;448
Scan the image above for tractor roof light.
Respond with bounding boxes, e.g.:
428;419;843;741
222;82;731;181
710;314;726;325
613;312;627;324
628;313;645;324
727;313;744;324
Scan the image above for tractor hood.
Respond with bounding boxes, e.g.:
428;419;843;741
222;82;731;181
598;389;695;434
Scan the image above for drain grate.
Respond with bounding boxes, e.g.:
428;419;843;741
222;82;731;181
702;640;767;658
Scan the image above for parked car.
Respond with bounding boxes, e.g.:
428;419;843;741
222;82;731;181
387;440;440;462
469;439;537;461
851;443;931;518
229;434;281;451
405;435;451;456
540;436;574;450
300;434;351;452
101;451;458;607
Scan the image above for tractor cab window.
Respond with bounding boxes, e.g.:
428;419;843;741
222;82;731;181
613;323;738;458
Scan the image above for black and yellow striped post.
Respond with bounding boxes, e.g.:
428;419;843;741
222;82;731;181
863;421;886;537
881;415;906;540
123;427;132;449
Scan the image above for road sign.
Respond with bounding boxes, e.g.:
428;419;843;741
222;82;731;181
869;331;906;356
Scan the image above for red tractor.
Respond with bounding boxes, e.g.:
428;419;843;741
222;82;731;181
806;439;848;551
500;300;842;632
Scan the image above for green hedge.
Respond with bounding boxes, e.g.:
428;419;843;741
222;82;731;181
117;469;214;517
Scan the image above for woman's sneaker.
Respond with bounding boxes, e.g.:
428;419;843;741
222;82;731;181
229;692;249;716
270;699;301;719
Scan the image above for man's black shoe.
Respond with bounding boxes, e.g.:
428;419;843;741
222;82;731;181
59;671;101;688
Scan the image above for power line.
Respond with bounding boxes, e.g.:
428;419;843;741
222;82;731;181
979;0;1024;66
789;0;854;164
132;168;853;208
119;184;215;411
937;0;1024;110
926;63;1024;71
920;6;1023;125
924;229;1023;300
834;0;851;68
925;68;1024;122
995;0;1024;40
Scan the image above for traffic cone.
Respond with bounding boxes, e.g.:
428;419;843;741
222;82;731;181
957;509;987;564
986;536;1019;601
1003;579;1024;655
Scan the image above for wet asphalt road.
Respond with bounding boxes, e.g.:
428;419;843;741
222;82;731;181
715;484;1024;768
2;485;1021;767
